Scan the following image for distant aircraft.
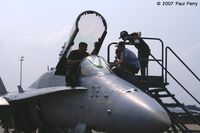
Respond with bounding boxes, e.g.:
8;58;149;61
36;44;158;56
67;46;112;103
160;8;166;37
0;10;171;133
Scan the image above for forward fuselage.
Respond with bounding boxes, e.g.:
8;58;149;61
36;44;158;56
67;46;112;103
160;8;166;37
30;70;170;133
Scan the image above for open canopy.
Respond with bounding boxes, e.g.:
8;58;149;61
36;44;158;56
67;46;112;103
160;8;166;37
55;10;107;75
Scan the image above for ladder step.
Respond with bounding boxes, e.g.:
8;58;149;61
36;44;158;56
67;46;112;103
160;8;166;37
171;112;192;117
173;111;200;115
153;93;175;98
189;130;200;132
164;103;182;107
148;88;167;93
178;116;200;124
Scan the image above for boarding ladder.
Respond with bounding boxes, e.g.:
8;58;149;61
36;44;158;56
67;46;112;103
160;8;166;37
107;38;200;133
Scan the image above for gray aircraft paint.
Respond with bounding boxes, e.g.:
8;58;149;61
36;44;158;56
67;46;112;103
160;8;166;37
0;11;171;133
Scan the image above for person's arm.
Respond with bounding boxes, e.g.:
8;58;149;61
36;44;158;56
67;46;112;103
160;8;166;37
110;60;122;68
110;52;124;68
124;35;139;42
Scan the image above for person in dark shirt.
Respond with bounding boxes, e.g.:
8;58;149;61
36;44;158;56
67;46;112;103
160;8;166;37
119;31;150;77
65;42;89;86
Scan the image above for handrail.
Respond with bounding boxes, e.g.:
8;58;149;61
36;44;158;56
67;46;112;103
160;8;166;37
150;53;200;105
165;46;200;83
107;42;118;63
142;37;164;78
107;37;164;77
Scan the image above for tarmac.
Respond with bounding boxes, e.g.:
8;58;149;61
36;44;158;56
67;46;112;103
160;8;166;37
1;125;200;133
0;128;106;133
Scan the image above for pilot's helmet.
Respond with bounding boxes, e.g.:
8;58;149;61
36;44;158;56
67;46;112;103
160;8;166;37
119;30;129;39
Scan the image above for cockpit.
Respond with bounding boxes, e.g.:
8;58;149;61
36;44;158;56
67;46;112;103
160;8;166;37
80;55;112;76
55;10;107;75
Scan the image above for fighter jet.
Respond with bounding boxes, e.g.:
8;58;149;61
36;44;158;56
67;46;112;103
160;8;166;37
0;10;171;133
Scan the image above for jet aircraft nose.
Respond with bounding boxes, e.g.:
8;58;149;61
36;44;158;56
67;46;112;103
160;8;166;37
111;91;171;133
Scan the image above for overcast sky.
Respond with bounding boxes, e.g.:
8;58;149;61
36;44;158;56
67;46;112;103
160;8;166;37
0;0;199;105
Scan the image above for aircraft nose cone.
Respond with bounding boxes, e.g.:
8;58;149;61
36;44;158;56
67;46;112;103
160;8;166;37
111;92;171;133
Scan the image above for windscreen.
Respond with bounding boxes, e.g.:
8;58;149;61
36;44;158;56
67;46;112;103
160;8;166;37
80;55;111;76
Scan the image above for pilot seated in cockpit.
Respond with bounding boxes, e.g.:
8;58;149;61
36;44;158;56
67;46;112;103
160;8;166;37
65;42;89;87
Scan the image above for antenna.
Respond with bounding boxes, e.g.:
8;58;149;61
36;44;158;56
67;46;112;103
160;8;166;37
47;65;50;71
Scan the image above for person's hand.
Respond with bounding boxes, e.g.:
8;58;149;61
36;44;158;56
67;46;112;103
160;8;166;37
109;63;114;68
